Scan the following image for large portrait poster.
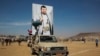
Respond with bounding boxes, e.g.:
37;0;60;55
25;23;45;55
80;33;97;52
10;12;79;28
32;3;53;35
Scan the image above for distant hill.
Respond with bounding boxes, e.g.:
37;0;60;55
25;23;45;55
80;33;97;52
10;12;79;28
68;32;100;41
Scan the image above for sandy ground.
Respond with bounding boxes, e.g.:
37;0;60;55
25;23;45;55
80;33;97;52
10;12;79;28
64;41;100;56
0;41;100;56
0;42;31;56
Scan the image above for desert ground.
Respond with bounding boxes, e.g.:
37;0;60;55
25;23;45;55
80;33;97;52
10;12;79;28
0;41;100;56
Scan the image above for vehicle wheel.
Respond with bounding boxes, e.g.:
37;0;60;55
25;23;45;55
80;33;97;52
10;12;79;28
65;55;68;56
65;51;69;56
31;49;38;55
37;52;43;56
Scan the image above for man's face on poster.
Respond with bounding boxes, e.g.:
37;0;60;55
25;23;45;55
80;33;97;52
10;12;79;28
41;6;47;14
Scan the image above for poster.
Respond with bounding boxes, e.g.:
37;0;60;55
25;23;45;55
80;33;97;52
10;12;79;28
32;3;53;35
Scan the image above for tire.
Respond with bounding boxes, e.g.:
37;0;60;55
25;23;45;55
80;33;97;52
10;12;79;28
31;49;38;55
37;52;43;56
65;51;69;56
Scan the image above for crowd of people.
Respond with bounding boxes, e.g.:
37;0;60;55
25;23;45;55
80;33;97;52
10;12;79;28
0;38;22;46
0;37;99;47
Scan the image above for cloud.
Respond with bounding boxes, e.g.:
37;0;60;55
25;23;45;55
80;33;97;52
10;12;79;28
10;22;31;26
0;22;31;26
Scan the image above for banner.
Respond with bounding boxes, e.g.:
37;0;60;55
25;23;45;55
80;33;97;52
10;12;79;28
32;3;53;35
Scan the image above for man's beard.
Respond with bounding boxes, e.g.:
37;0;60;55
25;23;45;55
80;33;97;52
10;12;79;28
41;12;47;15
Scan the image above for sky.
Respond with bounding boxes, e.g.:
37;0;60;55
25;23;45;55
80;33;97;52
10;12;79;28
0;0;100;37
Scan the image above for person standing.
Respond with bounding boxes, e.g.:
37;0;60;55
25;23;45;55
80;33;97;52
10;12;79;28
1;38;5;46
18;39;22;46
8;39;12;45
5;38;9;46
82;37;86;43
95;39;99;47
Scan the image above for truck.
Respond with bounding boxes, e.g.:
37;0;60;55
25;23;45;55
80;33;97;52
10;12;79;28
31;35;69;56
